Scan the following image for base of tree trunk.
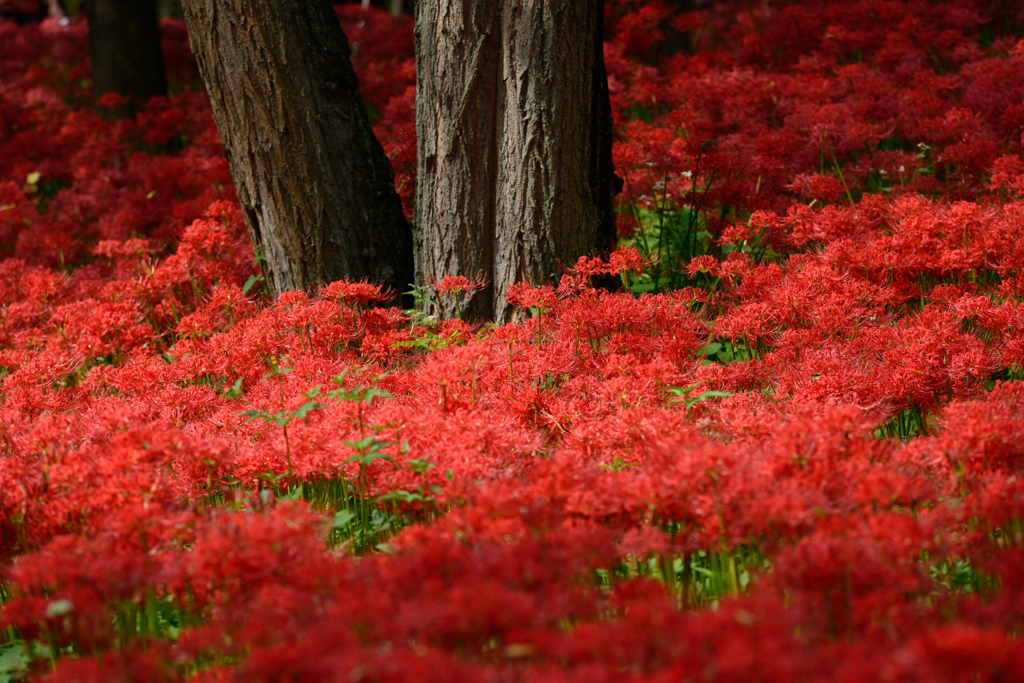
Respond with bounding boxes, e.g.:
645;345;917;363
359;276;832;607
415;0;618;321
182;0;414;300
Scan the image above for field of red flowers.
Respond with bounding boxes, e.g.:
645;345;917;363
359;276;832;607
2;1;1024;680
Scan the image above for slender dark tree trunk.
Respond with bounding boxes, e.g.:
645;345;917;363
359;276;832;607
416;0;618;321
87;0;167;107
181;0;414;299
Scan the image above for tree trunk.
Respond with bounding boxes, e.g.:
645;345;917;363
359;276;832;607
181;0;414;300
415;0;618;321
87;0;167;107
156;0;184;19
356;0;411;15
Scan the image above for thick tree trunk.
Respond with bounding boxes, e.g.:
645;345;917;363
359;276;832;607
416;0;618;321
87;0;167;107
181;0;414;299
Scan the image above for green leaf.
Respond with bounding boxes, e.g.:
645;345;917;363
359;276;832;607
291;401;326;420
599;456;638;472
261;365;293;380
279;484;304;501
328;385;393;403
377;490;427;504
222;377;244;399
667;385;732;411
0;641;28;683
666;383;702;404
331;510;356;529
343;435;380;452
408;458;434;475
256;471;288;486
242;274;262;294
699;342;723;358
342;435;395;466
687;390;733;409
344;452;395;467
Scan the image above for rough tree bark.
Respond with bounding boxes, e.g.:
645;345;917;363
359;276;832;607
87;0;167;107
416;0;618;321
181;0;414;299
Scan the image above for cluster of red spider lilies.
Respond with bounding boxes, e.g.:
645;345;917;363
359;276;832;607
1;1;1024;680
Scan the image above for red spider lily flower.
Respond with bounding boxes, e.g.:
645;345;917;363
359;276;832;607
505;282;558;311
562;255;607;280
320;280;394;306
429;274;489;296
683;254;720;278
605;246;656;277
